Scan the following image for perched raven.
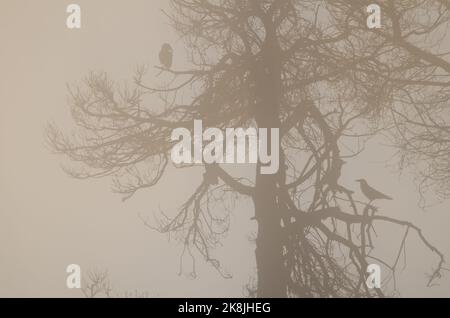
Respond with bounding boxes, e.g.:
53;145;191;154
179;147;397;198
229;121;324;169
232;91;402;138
356;179;392;202
159;43;173;69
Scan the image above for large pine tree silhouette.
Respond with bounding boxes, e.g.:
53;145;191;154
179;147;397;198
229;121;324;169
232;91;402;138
48;0;450;297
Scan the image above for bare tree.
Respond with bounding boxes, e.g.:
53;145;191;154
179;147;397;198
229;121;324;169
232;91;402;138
82;270;113;298
81;269;150;298
354;0;450;202
47;0;449;297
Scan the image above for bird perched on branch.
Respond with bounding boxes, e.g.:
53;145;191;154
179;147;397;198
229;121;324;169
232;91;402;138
323;158;346;188
356;179;392;202
159;43;173;69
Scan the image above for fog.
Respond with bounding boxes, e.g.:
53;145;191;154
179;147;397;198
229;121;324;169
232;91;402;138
1;0;449;297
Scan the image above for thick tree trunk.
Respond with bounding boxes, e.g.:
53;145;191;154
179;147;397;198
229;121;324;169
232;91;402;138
253;172;285;297
252;21;286;297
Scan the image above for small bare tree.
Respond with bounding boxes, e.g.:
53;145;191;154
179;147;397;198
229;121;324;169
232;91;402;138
81;269;150;298
82;270;113;298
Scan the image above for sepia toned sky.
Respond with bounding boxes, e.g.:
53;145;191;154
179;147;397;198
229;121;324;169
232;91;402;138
1;0;449;297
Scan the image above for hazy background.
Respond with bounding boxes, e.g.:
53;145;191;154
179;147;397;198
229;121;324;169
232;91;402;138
1;0;449;297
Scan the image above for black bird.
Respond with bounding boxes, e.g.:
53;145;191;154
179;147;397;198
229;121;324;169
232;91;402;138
324;158;346;188
356;179;392;202
159;43;173;69
320;158;351;195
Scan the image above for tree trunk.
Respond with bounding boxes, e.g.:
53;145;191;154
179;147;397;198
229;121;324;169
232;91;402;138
253;172;285;297
252;21;286;297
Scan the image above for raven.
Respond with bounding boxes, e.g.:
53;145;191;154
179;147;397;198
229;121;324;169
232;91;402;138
159;43;173;69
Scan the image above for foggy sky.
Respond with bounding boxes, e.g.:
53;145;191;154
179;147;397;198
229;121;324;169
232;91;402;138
1;0;449;297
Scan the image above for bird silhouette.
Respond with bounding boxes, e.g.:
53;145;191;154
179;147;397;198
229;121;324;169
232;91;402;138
159;43;173;69
324;158;346;187
356;179;392;202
